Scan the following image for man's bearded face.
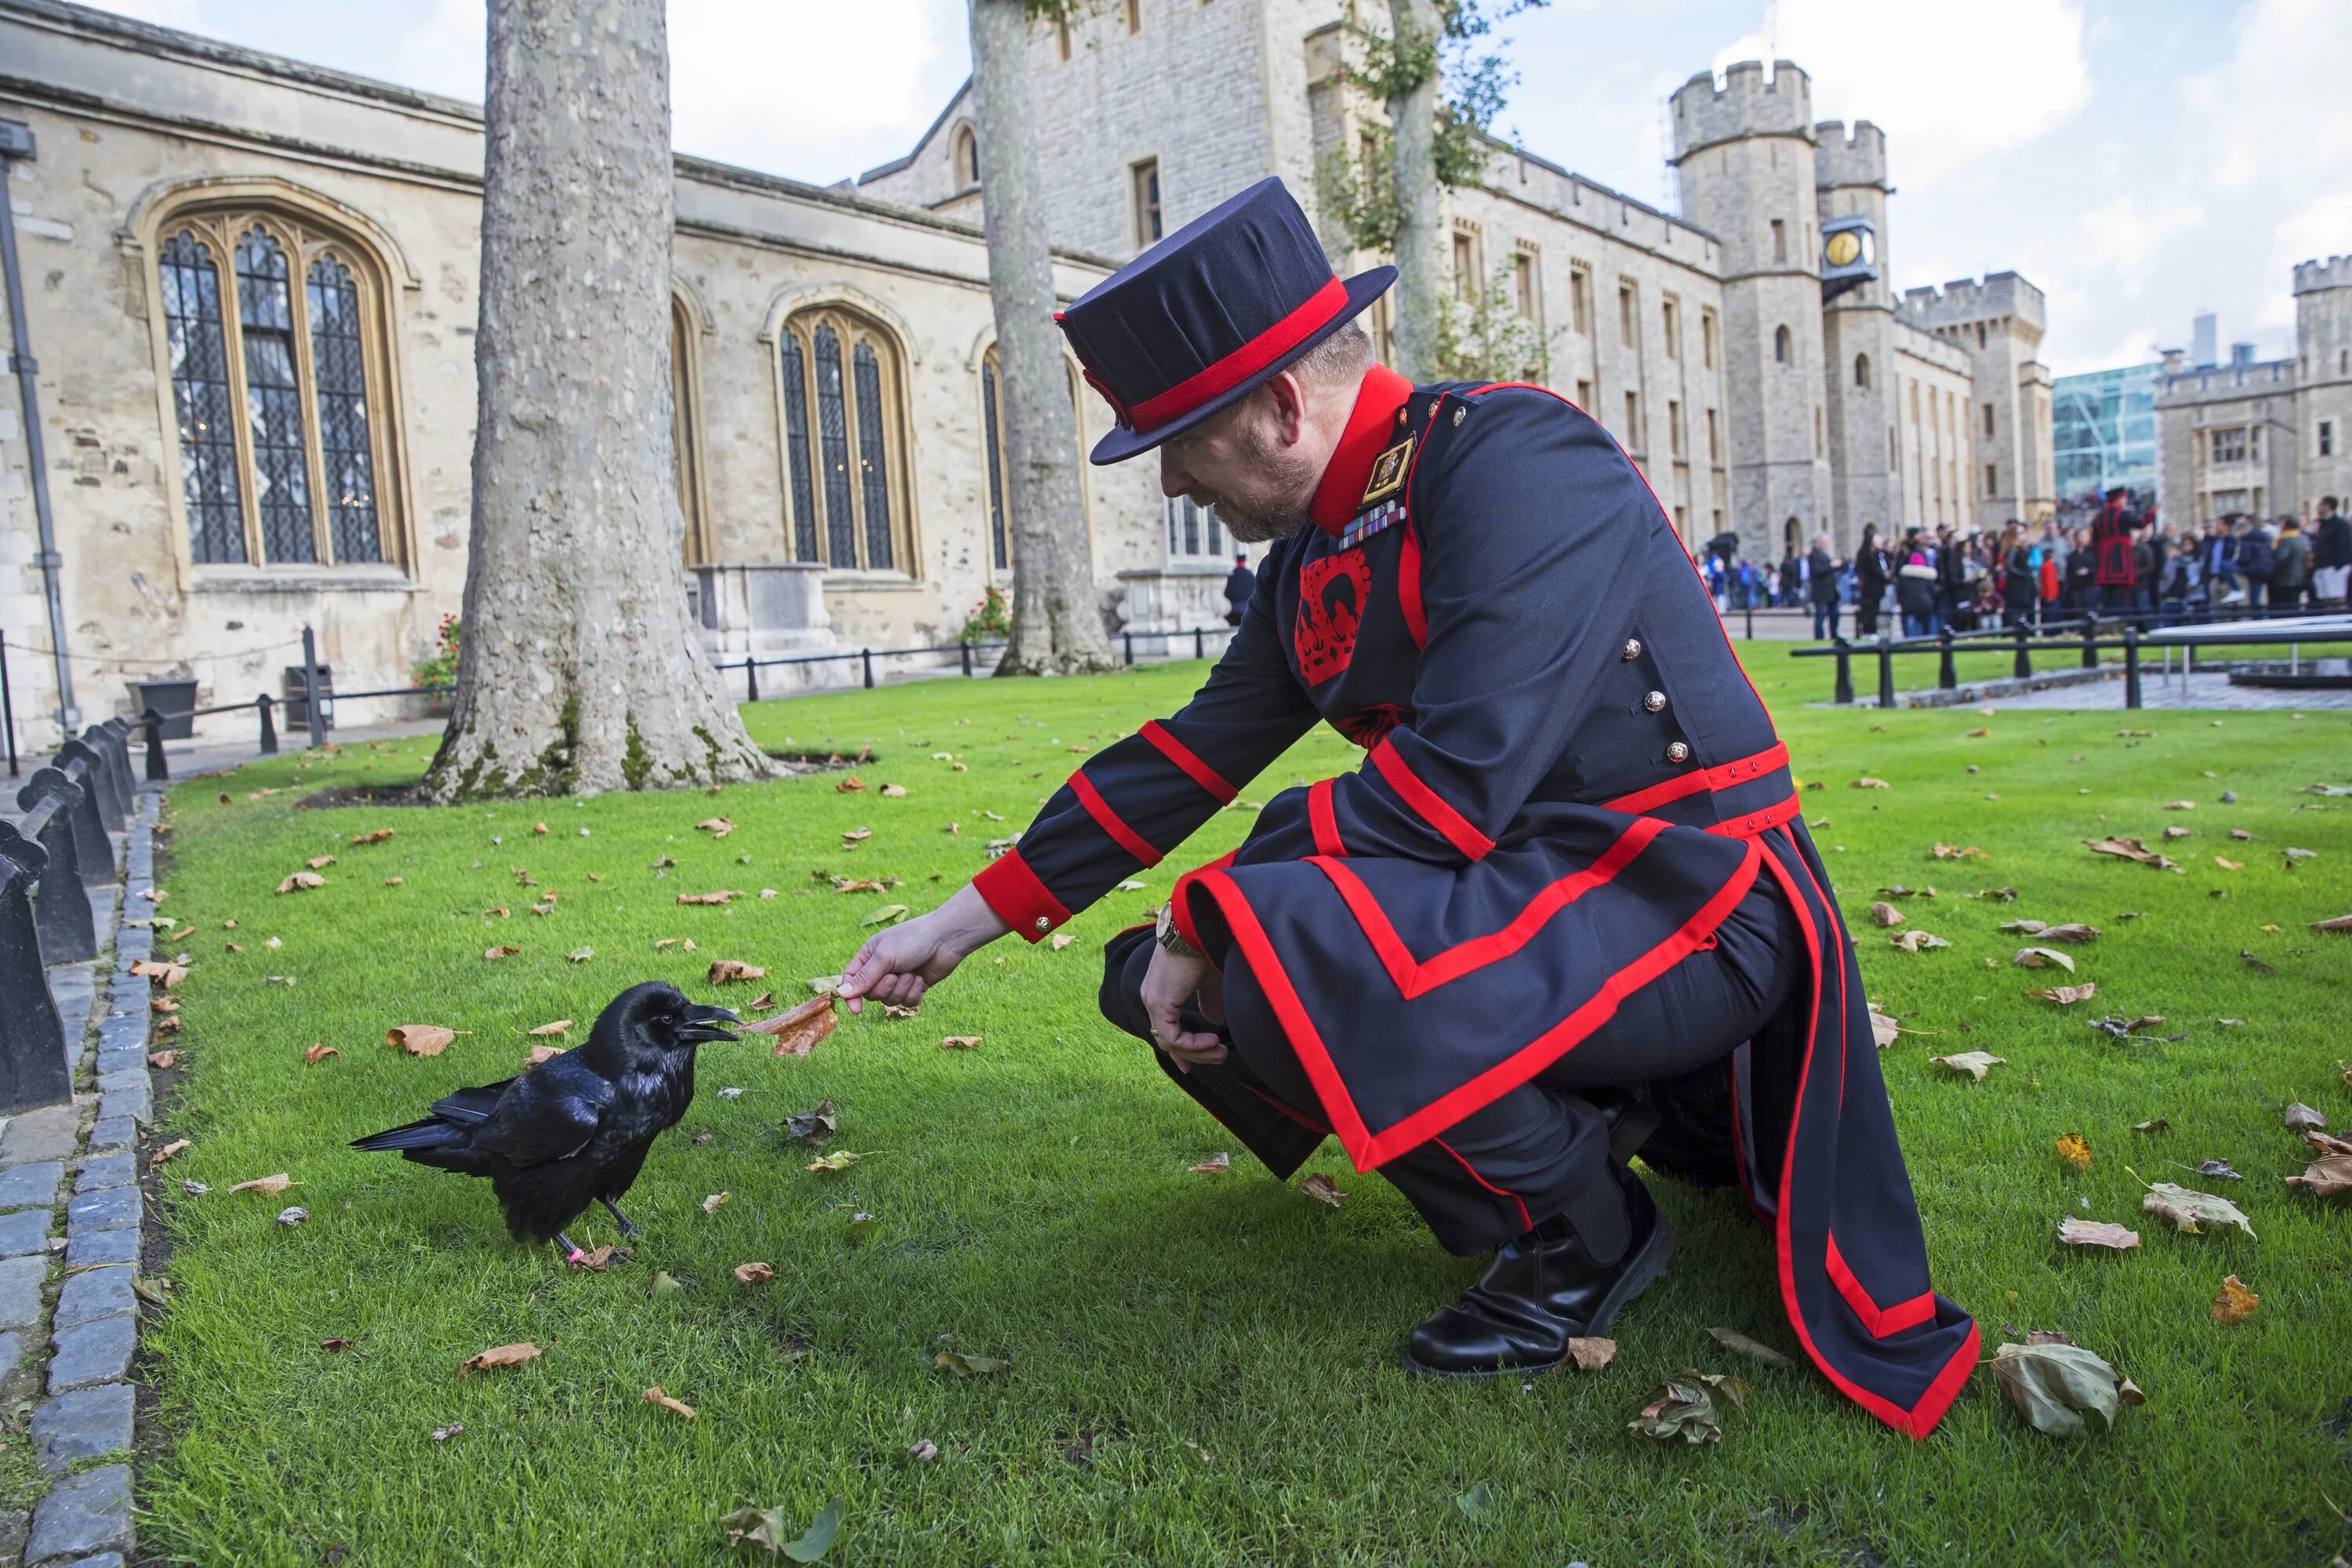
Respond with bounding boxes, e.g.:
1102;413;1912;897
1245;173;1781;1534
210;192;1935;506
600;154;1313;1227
1158;390;1320;544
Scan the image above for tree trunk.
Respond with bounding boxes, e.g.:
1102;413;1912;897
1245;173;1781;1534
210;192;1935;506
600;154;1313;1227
968;0;1116;677
1385;0;1443;381
425;0;765;800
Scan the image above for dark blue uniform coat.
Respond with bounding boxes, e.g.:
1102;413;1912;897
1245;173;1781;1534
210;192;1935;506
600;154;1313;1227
975;366;1979;1438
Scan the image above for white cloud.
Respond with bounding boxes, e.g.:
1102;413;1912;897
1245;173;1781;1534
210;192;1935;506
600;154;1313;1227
386;0;966;183
1712;0;2092;184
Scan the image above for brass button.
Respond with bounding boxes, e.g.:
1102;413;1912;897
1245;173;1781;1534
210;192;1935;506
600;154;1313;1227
1034;916;1050;933
1643;690;1668;713
1452;406;1465;426
1621;637;1642;660
1667;741;1691;764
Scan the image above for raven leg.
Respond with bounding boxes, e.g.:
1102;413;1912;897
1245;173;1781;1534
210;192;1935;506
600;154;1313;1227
554;1229;586;1265
599;1197;642;1239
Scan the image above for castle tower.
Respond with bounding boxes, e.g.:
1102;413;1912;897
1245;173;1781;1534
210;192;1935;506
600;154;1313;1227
1670;60;1831;560
2293;255;2352;510
1896;273;2055;528
1814;120;1893;553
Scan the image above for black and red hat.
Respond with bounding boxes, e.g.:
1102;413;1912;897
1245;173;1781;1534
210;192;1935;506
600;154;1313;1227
1058;177;1395;465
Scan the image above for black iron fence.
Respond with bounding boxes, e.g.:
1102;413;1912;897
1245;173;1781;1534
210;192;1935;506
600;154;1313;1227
1791;612;2352;710
1;712;142;1116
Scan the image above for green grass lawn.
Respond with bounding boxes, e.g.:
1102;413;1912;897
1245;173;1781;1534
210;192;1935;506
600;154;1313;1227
129;646;2352;1566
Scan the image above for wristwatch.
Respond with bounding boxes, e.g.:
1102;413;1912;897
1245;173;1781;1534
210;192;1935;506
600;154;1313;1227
1155;899;1200;960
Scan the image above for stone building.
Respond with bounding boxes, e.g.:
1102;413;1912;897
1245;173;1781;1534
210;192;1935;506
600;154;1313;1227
0;0;2058;757
2152;256;2352;525
865;30;2055;561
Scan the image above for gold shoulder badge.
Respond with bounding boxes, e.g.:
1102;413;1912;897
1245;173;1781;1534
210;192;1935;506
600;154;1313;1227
1360;434;1414;508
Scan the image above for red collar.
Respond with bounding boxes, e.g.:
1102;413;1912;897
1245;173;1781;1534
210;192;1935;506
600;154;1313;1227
1308;363;1416;536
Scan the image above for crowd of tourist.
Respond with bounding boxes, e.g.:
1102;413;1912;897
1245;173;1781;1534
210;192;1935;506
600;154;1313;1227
1697;489;2352;639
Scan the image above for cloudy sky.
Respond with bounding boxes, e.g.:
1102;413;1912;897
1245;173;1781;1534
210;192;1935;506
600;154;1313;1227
92;0;2347;377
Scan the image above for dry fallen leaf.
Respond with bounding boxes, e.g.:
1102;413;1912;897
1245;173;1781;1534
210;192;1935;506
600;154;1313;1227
676;891;741;906
147;1050;180;1070
351;829;393;846
707;960;766;985
1559;1337;1617;1373
861;903;910;927
1867;902;1906;928
2055;1132;2092;1171
2211;1275;2259;1325
1628;1370;1747;1444
1708;1327;1795;1368
2142;1182;2256;1239
1187;1152;1233;1174
2057;1217;2140;1250
526;1019;572;1039
303;1044;338;1065
2038;923;2101;944
2015;947;2077;972
2285;1156;2352;1199
1889;931;1949;952
1852;778;1890;789
387;1025;458;1057
1300;1173;1347;1207
880;783;907;798
639;1385;697;1420
804;1149;870;1174
2310;913;2352;934
320;1337;356;1352
484;945;522;961
745;994;837;1058
276;871;325;895
2162;826;2191;841
935;1350;1011;1377
1988;1341;2142;1438
149;1138;192;1167
1999;919;2048;935
1869;1011;1900;1050
733;1262;775;1284
2030;982;2098;1007
2084;837;2183;873
227;1174;294;1196
702;1192;731;1214
1051;933;1076;951
565;946;595;964
307;855;337;870
1929;1051;2005;1081
524;1044;564;1067
2284;1102;2328;1131
2214;857;2243;872
841;827;873;844
695;817;735;837
836;775;866;793
459;1342;542;1376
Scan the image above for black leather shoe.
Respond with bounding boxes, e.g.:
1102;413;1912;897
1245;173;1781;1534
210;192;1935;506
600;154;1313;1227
1401;1171;1675;1378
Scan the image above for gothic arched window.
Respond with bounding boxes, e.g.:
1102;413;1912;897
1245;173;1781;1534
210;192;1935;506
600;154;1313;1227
1773;325;1791;365
670;293;710;566
155;209;399;568
778;307;913;572
1854;352;1871;388
951;122;980;189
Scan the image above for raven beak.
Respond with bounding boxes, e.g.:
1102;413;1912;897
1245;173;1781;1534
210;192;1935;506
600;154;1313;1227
677;1004;742;1044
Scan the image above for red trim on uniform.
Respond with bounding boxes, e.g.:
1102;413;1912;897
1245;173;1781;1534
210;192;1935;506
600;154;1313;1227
1308;779;1346;858
1824;1232;1937;1338
1238;1076;1330;1133
1170;850;1238;956
1394;398;1443;650
1760;828;1979;1439
1311;816;1666;999
971;848;1072;943
1068;770;1163;868
1140;720;1237;804
1369;736;1494;861
1308;364;1417;535
1127;277;1351;433
1433;1137;1533;1232
1706;790;1802;840
1197;837;1763;1172
1600;741;1791;816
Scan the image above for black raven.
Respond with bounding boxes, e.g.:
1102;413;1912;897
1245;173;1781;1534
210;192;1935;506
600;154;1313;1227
351;982;739;1260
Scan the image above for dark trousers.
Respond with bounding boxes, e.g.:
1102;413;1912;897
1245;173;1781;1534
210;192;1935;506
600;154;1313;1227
1100;873;1804;1264
1811;601;1840;640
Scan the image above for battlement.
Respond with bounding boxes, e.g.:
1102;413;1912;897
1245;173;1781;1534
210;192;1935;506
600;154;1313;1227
2293;255;2352;294
1897;271;2045;332
1669;60;1813;158
1813;120;1886;190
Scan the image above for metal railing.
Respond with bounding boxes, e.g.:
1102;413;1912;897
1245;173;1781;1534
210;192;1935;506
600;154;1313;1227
2;713;141;1114
1791;612;2352;709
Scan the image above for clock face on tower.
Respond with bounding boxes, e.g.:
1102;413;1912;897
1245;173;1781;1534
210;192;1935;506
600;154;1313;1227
1824;230;1864;268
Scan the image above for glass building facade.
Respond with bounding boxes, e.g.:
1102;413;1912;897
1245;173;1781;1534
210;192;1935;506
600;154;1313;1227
2053;362;2158;507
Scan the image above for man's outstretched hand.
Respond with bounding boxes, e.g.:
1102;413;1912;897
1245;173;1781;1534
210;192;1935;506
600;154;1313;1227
837;883;1011;1014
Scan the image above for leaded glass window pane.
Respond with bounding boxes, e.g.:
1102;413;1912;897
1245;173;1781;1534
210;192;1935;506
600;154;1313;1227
780;335;818;561
234;227;315;563
1183;496;1200;555
158;231;246;564
853;340;893;570
982;361;1008;570
304;254;381;564
1206;506;1223;556
813;325;855;567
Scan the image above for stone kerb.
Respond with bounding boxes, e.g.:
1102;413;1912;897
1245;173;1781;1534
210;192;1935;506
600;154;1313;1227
0;787;165;1565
